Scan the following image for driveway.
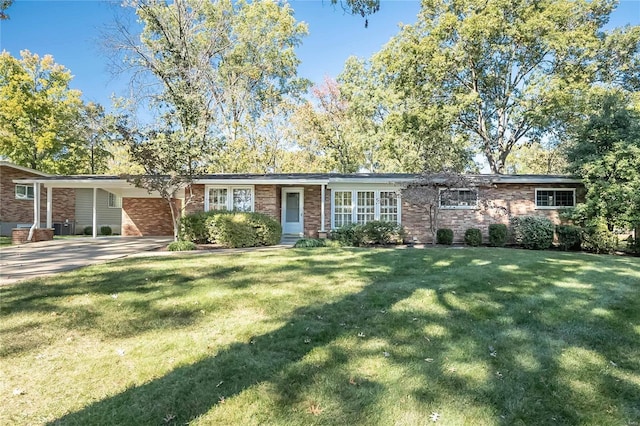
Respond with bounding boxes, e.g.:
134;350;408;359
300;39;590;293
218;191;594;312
0;237;171;285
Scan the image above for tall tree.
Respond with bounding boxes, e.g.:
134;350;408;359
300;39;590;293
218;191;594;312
0;50;86;173
0;0;12;20
378;0;637;173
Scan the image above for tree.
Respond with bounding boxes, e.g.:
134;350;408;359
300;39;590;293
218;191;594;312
377;0;636;173
0;50;87;173
0;0;12;20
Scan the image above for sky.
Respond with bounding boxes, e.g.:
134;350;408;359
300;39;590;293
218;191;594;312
1;0;639;111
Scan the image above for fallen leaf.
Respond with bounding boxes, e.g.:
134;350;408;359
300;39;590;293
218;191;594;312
13;388;24;396
609;360;618;367
429;412;440;422
496;371;503;379
304;338;311;344
111;294;118;299
349;377;357;385
218;396;225;404
308;403;323;416
357;332;366;338
383;351;390;357
116;349;125;356
163;413;175;423
424;358;434;362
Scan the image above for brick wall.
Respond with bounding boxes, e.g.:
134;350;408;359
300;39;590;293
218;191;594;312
255;185;278;220
122;197;179;236
402;183;582;243
185;184;205;215
0;165;75;226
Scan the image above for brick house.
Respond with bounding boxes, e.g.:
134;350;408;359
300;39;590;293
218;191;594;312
12;172;583;243
0;161;121;237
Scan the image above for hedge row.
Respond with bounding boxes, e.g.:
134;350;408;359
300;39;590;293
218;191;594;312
178;211;282;248
331;221;406;247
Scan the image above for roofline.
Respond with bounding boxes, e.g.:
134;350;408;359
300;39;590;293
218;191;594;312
12;173;583;187
0;160;50;177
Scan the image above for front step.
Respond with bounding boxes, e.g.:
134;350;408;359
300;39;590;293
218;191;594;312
280;234;303;245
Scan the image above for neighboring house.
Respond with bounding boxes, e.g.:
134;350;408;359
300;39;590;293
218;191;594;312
1;161;121;236
13;172;583;243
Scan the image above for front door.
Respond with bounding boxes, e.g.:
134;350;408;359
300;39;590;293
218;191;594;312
282;188;304;235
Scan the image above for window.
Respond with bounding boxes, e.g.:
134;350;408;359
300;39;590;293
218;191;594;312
332;189;401;228
356;191;375;224
333;191;353;228
536;189;575;208
15;184;34;200
379;191;399;223
205;186;254;212
439;189;478;208
108;192;122;208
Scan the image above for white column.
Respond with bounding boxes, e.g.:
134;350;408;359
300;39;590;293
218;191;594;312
46;186;53;229
92;187;97;238
33;183;40;228
320;184;326;232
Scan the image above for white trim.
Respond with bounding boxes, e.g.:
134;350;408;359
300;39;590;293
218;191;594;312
15;184;35;200
535;188;576;209
204;185;255;212
438;188;479;210
281;187;304;235
107;192;122;209
46;187;52;228
92;187;97;238
0;160;50;176
320;184;326;232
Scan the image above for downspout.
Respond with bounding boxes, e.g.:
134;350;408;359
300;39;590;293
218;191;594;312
27;182;40;242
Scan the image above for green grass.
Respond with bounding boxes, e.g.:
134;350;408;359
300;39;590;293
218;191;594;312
0;236;10;246
1;248;639;425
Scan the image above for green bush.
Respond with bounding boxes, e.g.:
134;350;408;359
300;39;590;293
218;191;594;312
83;226;92;236
294;238;327;248
436;228;454;245
167;240;197;251
510;216;554;250
247;212;282;246
488;224;508;247
178;211;211;244
626;235;640;254
582;222;618;254
206;213;257;248
556;225;582;251
100;226;112;236
331;223;365;247
361;221;406;245
464;228;482;246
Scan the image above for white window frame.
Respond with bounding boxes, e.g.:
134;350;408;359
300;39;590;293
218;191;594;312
107;192;122;209
535;188;576;209
204;185;255;212
331;188;402;228
15;184;34;200
439;188;478;210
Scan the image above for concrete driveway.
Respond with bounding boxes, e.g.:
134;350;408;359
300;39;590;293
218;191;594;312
0;237;171;285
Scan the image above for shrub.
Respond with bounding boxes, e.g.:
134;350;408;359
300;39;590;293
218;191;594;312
100;226;112;236
582;222;617;254
488;224;508;247
556;225;582;251
436;228;454;245
331;223;365;247
361;221;406;245
294;238;326;248
167;240;197;251
178;211;210;244
206;213;257;248
247;212;282;246
626;235;640;254
510;216;554;250
464;228;482;246
83;226;92;236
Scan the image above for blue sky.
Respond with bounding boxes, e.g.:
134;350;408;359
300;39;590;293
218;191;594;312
1;0;639;110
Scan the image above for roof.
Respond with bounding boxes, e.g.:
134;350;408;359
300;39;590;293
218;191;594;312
0;160;50;177
12;172;582;187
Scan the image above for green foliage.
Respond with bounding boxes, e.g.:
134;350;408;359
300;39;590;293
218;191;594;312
556;225;582;251
294;238;327;248
83;226;92;236
510;216;554;250
167;240;198;251
582;221;618;254
464;228;482;247
100;226;112;236
331;223;365;247
436;228;453;245
246;212;282;246
488;224;508;247
625;235;640;254
178;211;211;244
360;220;405;245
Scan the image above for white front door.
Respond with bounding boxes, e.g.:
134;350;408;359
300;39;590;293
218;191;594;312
282;188;304;235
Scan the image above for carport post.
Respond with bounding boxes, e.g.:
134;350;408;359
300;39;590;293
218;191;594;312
46;186;52;229
33;183;40;228
320;184;326;233
92;187;97;238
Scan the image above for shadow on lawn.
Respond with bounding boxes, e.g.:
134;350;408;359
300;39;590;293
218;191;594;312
5;248;636;425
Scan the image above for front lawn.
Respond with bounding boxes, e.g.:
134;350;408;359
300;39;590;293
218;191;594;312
1;248;638;425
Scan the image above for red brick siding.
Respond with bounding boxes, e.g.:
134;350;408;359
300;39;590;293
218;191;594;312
0;165;75;225
255;185;278;220
401;183;582;243
12;228;54;244
184;184;205;215
122;197;179;236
